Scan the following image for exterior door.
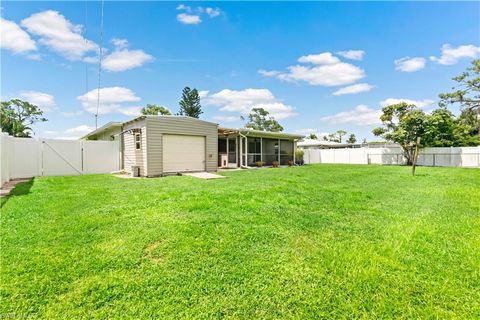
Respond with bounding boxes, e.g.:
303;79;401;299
163;135;206;172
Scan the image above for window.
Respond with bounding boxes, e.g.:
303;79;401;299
135;133;141;150
218;139;227;153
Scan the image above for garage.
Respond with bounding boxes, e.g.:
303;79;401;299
162;134;206;173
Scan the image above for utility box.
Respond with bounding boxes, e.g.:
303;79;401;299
131;166;140;177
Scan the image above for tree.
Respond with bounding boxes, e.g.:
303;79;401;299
178;87;203;118
423;107;458;147
456;106;480;142
372;102;426;166
362;138;367;144
439;59;480;138
327;133;338;142
308;133;318;140
0;99;47;137
336;130;347;143
244;108;283;132
346;133;357;144
141;104;171;116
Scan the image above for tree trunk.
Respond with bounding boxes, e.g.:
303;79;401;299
412;137;421;176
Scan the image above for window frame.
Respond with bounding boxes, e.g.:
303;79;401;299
134;132;142;150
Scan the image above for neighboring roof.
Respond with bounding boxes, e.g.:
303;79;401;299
218;127;304;140
80;121;122;140
298;139;353;148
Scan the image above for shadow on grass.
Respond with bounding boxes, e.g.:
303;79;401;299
0;178;34;208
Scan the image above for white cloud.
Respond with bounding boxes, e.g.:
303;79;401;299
77;87;141;116
212;115;239;123
204;88;297;120
261;52;365;86
321;105;381;126
206;8;221;17
333;83;373;96
430;44;480;65
176;5;222;24
111;38;129;50
337;50;365;61
0;17;37;54
21;10;97;60
176;4;191;11
198;90;210;98
394;56;426;72
258;69;281;77
298;52;340;65
380;98;434;108
102;48;153;72
61;110;83;117
18;91;56;112
65;125;94;134
177;13;202;25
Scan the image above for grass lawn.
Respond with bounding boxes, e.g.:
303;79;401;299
1;165;479;319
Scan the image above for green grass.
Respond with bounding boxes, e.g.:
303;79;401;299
1;165;479;319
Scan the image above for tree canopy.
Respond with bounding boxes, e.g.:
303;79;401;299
346;133;357;144
141;104;171;116
178;87;203;118
1;99;47;137
372;102;426;164
244;108;284;132
439;59;480;139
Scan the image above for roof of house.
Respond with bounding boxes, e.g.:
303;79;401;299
219;127;304;140
80;121;123;140
82;116;304;140
81;116;218;140
123;115;219;126
297;139;353;148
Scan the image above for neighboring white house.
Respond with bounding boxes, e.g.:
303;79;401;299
82;115;304;177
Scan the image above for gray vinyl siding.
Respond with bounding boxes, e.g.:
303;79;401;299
123;119;147;176
146;117;218;176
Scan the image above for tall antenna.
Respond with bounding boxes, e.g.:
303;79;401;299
84;0;89;95
95;0;104;129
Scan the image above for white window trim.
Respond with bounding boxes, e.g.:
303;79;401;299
134;132;141;150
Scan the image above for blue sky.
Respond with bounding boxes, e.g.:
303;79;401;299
1;1;479;140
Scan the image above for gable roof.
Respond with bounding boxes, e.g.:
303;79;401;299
80;122;122;140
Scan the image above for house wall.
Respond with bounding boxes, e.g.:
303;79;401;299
146;117;218;176
123;119;147;176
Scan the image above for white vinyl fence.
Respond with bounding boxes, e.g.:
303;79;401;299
0;133;121;185
303;146;480;168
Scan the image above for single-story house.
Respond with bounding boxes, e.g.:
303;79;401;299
82;115;303;177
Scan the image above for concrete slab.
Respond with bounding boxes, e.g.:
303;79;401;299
183;172;226;180
0;178;32;197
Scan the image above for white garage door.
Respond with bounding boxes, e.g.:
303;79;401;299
163;135;206;172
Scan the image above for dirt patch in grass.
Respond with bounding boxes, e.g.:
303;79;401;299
145;241;165;264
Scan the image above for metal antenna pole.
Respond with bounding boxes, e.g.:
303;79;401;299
95;0;104;129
